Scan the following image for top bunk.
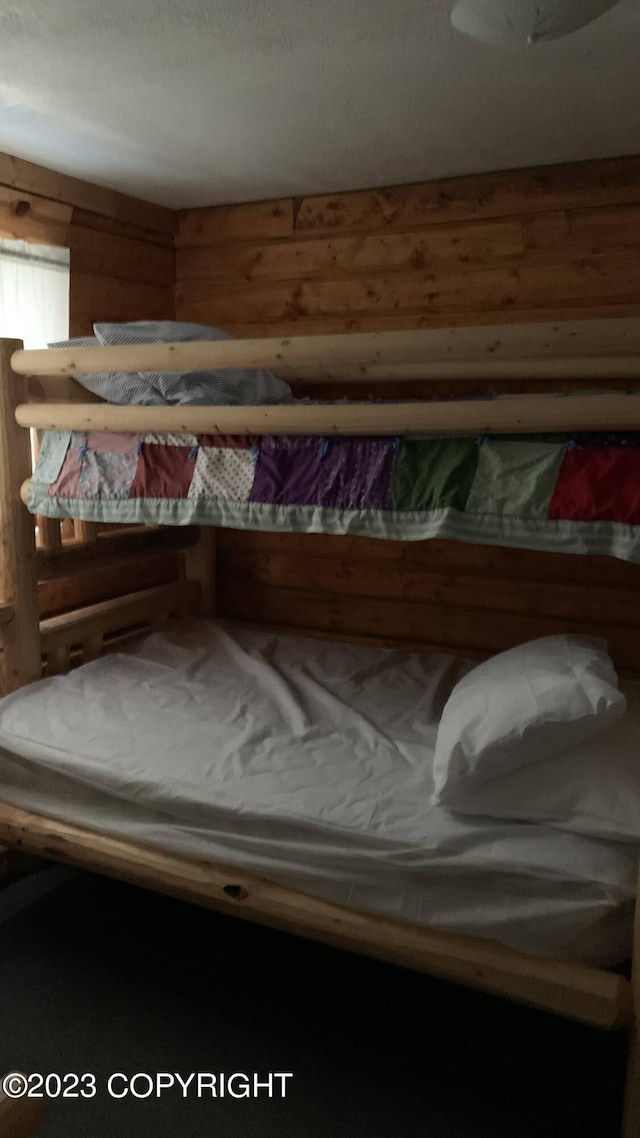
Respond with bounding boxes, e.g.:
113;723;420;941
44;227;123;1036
11;315;640;435
8;317;640;565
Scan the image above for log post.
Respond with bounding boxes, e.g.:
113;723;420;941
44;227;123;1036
0;340;41;693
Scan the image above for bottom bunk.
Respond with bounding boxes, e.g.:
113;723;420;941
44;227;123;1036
0;620;636;1030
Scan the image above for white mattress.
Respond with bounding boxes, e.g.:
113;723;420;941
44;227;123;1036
0;622;636;965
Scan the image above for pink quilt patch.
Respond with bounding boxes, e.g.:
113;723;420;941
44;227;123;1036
87;431;140;453
48;447;82;498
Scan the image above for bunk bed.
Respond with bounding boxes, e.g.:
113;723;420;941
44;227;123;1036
0;320;640;1136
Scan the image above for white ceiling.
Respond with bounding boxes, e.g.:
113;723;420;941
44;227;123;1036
1;0;639;210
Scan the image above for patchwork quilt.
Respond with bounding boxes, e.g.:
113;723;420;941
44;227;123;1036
28;427;640;562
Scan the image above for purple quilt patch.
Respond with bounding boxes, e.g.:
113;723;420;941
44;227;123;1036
249;436;396;510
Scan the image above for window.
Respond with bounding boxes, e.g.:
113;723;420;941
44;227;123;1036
0;238;69;348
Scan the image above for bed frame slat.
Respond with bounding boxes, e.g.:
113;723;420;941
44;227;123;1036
40;579;202;673
0;800;631;1032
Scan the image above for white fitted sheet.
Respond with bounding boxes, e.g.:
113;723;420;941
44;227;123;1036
0;621;636;965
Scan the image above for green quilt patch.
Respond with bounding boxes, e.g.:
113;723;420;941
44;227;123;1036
391;437;479;512
465;440;567;518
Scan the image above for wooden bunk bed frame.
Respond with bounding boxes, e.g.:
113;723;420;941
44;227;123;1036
1;320;640;1135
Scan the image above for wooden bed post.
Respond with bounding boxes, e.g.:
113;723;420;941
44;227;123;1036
623;866;640;1137
0;340;41;694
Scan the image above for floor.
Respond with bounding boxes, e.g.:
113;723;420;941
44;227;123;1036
0;864;628;1137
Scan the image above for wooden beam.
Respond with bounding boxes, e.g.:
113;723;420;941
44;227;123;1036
40;580;201;661
293;155;640;236
0;150;176;236
0;185;72;246
0;342;42;694
15;391;640;437
13;319;640;380
0;799;631;1030
36;527;197;577
178;198;294;246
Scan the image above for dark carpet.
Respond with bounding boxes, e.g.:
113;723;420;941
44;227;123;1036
0;865;627;1137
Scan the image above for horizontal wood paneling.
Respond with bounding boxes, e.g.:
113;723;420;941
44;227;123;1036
71;207;175;249
176;155;640;337
181;157;640;659
217;531;640;671
220;304;640;341
0;151;175;236
39;549;181;618
178;198;294;246
0;186;72;246
177;217;527;283
69;274;174;337
177;254;640;326
293;156;640;236
0;146;180;582
68;224;175;288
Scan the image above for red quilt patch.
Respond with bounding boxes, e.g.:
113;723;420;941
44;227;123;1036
549;446;640;524
129;444;196;498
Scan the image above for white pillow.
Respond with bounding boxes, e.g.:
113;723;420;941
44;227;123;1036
432;635;626;806
443;680;640;841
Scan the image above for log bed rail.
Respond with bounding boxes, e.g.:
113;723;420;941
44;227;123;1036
1;321;640;1136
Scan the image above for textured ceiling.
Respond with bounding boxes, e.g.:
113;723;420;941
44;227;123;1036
1;0;639;208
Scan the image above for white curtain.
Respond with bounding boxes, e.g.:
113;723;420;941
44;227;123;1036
0;239;69;348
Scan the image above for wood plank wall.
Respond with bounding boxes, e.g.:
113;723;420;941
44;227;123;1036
177;155;640;667
176;154;640;339
0;151;181;620
0;150;176;337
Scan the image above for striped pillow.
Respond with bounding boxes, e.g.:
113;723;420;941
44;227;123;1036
48;338;165;405
94;321;293;406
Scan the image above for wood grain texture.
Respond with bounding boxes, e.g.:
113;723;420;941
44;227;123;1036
69;224;175;288
0;799;631;1029
16;319;640;377
69;271;174;338
16;391;640;436
40;580;201;669
175;156;640;681
0;150;175;235
0;185;72;246
217;531;640;673
178;198;294;246
177;253;640;326
0;342;42;694
176;156;640;339
38;550;181;618
71;206;175;248
293;155;640;235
